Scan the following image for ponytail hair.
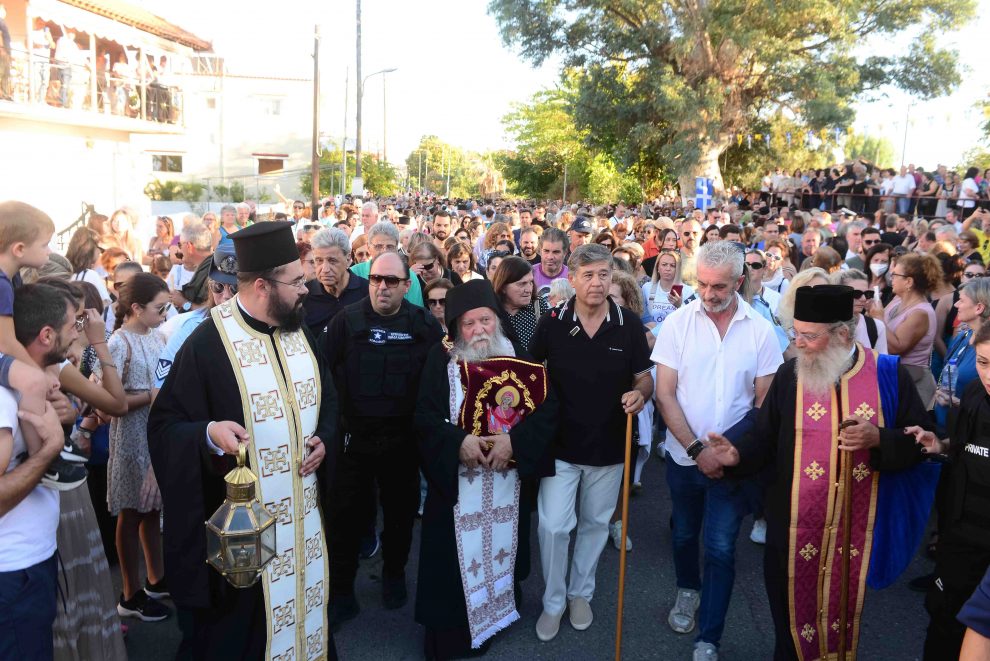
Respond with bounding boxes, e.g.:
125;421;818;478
114;272;167;330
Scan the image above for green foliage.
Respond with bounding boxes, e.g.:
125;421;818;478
404;136;485;198
144;179;205;205
299;144;401;198
843;133;896;168
489;0;974;190
210;182;245;203
720;114;832;189
959;146;990;172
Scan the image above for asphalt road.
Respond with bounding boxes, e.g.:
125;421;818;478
120;453;931;660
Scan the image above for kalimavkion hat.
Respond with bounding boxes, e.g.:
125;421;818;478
229;221;299;272
793;285;855;324
444;279;501;340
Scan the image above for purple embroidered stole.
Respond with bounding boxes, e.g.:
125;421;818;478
789;346;881;660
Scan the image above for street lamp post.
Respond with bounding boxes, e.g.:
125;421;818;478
352;36;396;197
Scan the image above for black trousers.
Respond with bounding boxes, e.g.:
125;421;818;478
764;547;800;661
924;541;990;660
329;431;420;595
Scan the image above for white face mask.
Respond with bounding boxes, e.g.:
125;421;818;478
870;263;888;277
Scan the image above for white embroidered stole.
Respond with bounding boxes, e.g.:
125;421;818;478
213;299;329;661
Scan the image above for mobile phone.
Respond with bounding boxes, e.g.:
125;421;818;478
671;284;683;297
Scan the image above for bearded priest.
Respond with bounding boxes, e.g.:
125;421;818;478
706;284;938;660
414;279;558;660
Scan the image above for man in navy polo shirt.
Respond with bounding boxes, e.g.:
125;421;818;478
529;243;653;642
304;228;369;335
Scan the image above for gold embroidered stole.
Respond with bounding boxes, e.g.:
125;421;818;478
213;299;329;661
789;345;881;661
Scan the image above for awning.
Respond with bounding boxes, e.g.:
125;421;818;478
29;0;211;52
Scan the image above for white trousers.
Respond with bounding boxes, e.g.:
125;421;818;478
538;459;623;615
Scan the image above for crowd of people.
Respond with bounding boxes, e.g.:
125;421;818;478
6;179;990;661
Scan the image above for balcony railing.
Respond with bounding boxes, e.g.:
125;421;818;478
4;46;183;126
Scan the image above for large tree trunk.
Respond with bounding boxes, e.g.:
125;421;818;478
677;137;729;207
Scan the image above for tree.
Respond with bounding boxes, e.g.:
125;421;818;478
144;179;205;205
404;136;490;199
843;133;896;168
489;0;974;198
300;144;400;198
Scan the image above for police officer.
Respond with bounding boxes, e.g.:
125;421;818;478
323;251;443;629
910;322;990;659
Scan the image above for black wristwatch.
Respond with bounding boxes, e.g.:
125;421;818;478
686;439;706;461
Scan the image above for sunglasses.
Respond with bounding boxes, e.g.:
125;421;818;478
766;254;781;261
418;260;437;271
210;281;238;294
301;224;322;232
964;271;987;278
746;261;765;270
851;290;876;300
369;274;408;288
149;302;172;316
863;239;880;246
293;204;305;210
427;298;446;307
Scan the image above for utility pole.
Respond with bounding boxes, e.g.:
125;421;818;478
310;25;320;218
353;0;363;195
446;146;451;198
382;74;388;162
562;161;568;205
418;151;423;193
340;67;348;199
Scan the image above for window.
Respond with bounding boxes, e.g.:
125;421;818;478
257;97;282;117
152;155;183;173
258;158;284;175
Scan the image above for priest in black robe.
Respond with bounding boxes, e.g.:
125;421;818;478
706;285;934;660
414;280;558;660
148;222;339;660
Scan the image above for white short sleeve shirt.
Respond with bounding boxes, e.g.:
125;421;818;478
652;294;783;466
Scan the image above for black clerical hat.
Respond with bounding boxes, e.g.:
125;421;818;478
445;279;501;339
793;284;855;324
229;222;299;272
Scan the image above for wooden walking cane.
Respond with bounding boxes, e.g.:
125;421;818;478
615;413;634;661
838;419;856;661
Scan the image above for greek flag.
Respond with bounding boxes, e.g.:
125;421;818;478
695;177;714;211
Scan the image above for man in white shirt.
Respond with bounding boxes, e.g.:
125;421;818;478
609;204;626;228
349;201;380;240
167;222;212;310
890;166;917;216
653;241;783;660
0;283;81;658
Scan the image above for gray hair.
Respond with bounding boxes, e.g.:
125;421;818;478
362;201;379;216
181;222;213;251
567;243;613;272
831;268;868;286
310;227;350;255
962;277;990;321
841;220;866;236
539;227;568;249
235;202;250;212
548;277;575;302
367;221;400;244
696;240;744;279
220;204;236;215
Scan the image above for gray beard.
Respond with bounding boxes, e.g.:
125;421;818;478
795;338;855;395
450;324;515;362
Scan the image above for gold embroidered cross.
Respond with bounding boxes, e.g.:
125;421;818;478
804;461;825;481
853;462;870;482
832;619;841;632
806;402;827;421
801;623;816;642
799;543;819;561
854;402;876;420
838;545;859;558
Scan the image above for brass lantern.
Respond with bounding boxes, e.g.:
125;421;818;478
205;446;277;588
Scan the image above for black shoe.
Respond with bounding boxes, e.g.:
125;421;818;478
359;532;381;559
909;573;935;593
144;577;170;600
382;575;407;610
61;437;88;463
118;591;171;622
329;593;360;632
42;457;87;491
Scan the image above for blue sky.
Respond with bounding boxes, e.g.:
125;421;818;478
149;0;988;170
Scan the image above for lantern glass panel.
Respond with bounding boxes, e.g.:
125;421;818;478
260;522;276;561
207;503;231;531
224;533;259;569
206;526;222;565
228;505;254;533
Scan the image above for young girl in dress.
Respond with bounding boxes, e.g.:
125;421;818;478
108;273;172;622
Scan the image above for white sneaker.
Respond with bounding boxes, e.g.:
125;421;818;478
693;642;719;660
609;521;632;552
668;588;700;633
536;609;563;642
750;518;767;545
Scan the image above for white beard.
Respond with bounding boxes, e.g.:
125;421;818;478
450;324;515;362
795;338;855;396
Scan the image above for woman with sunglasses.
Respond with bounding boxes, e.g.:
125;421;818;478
423;279;454;334
108;273;172;623
593;230;618;252
833;269;888;353
763;238;795;290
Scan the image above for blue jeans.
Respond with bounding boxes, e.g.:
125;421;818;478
666;454;750;646
896;195;911;215
0;554;57;659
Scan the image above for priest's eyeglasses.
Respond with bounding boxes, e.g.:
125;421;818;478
265;276;307;290
785;327;830;342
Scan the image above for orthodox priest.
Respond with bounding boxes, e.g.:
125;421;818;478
148;222;339;660
707;285;937;660
414;279;558;660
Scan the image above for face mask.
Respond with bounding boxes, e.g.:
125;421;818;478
870;263;888;277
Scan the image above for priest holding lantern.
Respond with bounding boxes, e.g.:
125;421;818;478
704;285;936;660
149;222;338;660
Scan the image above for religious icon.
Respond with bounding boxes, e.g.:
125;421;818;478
486;385;524;433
